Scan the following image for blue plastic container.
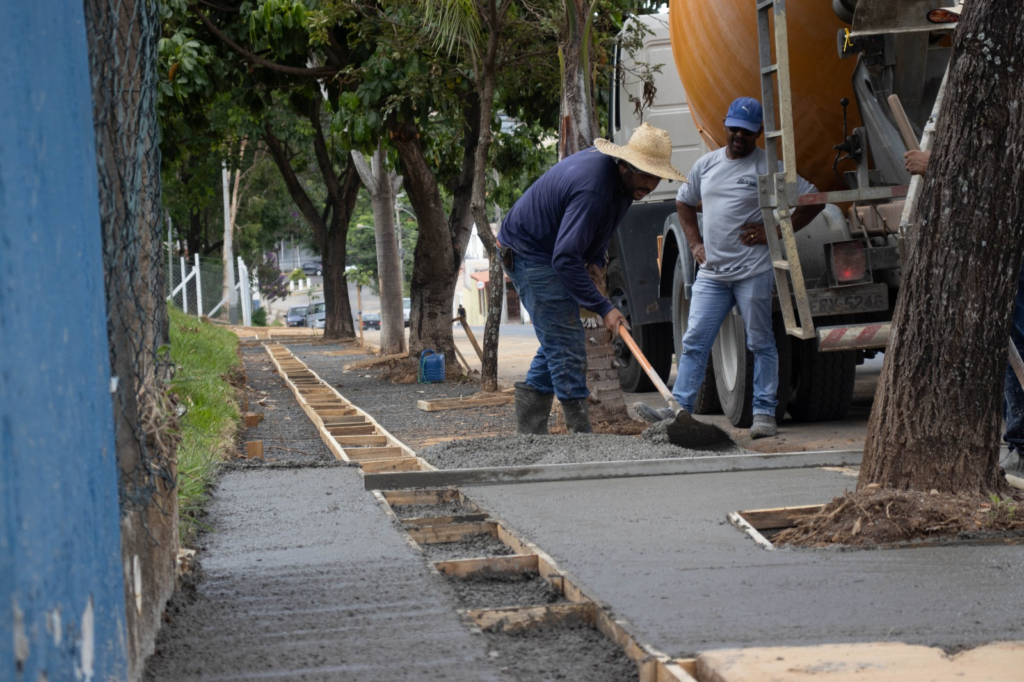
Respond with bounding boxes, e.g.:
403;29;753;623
418;349;445;383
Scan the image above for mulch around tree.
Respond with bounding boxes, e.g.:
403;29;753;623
775;484;1024;548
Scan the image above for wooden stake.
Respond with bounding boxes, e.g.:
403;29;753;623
460;316;484;363
246;441;264;460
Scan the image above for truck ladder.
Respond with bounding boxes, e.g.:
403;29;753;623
755;0;815;340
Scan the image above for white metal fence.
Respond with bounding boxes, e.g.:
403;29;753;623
167;255;254;325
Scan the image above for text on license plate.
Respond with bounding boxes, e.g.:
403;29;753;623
808;289;888;316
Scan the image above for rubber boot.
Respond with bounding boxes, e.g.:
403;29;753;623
560;398;593;434
515;382;554;435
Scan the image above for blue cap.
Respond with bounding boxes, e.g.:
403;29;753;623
725;97;763;133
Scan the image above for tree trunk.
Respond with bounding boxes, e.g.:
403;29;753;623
472;1;504;393
389;96;480;367
352;145;407;354
858;0;1024;495
559;0;599;157
261;100;360;341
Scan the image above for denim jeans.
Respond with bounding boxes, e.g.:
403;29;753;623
504;257;589;401
671;269;778;415
1005;259;1024;452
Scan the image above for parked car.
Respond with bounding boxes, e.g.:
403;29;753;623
286;305;307;327
301;259;323;276
403;297;411;327
305;301;326;329
361;313;381;330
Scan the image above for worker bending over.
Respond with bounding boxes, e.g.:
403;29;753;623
498;123;686;434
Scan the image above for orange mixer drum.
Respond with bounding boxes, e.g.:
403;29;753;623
670;0;861;192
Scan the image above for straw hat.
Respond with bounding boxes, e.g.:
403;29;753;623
594;123;687;183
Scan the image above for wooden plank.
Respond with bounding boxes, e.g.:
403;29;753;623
463;602;595;633
345;447;405;461
343;352;408;371
738;504;824;530
333;435;389;447
400;513;490;527
407;521;497;545
358;457;422;474
318;414;367;423
433;554;539;578
242;412;264;427
326;424;376;437
460;317;484;362
417;394;515;412
381;489;458;507
245;441;264;460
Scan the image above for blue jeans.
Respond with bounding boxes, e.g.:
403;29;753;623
505;257;588;401
671;270;778;415
1005;260;1024;452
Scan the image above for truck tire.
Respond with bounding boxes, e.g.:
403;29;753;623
712;309;792;428
788;321;856;422
607;262;672;392
615;322;673;393
672;254;721;414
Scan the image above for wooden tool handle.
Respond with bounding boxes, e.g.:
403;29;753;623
887;94;921;153
618;325;682;412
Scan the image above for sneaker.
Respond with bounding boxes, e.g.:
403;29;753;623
749;414;777;439
1000;449;1024;477
635;403;675;423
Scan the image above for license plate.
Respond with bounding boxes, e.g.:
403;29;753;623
806;284;889;317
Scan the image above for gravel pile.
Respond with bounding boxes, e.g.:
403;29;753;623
447;572;565;610
238;346;335;466
290;343;515;450
420;534;516;562
485;624;639;682
418;433;745;469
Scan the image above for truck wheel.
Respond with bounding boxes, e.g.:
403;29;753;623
607;261;671;393
614;322;673;393
712;309;792;428
788;322;856;422
672;255;721;414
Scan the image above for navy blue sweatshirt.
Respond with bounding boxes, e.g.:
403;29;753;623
497;149;632;317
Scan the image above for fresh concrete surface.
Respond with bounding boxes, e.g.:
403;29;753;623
146;467;507;682
464;468;1024;658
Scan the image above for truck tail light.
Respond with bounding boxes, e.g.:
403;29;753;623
831;241;867;283
927;9;960;24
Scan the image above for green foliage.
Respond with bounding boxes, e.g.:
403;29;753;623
168;305;241;546
290;268;306;281
252;307;269;326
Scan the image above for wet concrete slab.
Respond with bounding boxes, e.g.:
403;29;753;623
464;468;1024;658
145;467;509;682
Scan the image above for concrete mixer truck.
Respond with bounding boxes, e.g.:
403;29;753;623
606;1;958;426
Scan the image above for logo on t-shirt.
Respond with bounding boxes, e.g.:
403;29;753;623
736;177;757;188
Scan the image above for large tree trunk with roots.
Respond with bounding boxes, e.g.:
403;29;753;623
858;0;1024;496
559;0;599;157
352;146;407;355
262;99;359;341
388;98;479;369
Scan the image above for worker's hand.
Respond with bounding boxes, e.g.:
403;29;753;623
689;241;706;265
904;150;931;176
603;308;629;337
739;223;768;247
586;263;607;291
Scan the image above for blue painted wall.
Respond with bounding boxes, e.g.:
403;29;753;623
0;1;129;680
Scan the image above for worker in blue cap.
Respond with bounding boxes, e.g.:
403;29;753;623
636;97;824;438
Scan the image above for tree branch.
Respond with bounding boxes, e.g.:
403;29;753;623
308;97;343;204
262;126;326;244
350;150;376;191
192;5;339;78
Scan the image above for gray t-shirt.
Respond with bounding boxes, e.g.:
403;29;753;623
676;147;817;282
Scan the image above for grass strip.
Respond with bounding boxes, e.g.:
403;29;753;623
169;305;242;545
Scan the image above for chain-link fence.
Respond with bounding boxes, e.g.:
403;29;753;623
85;0;176;515
167;254;227;319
